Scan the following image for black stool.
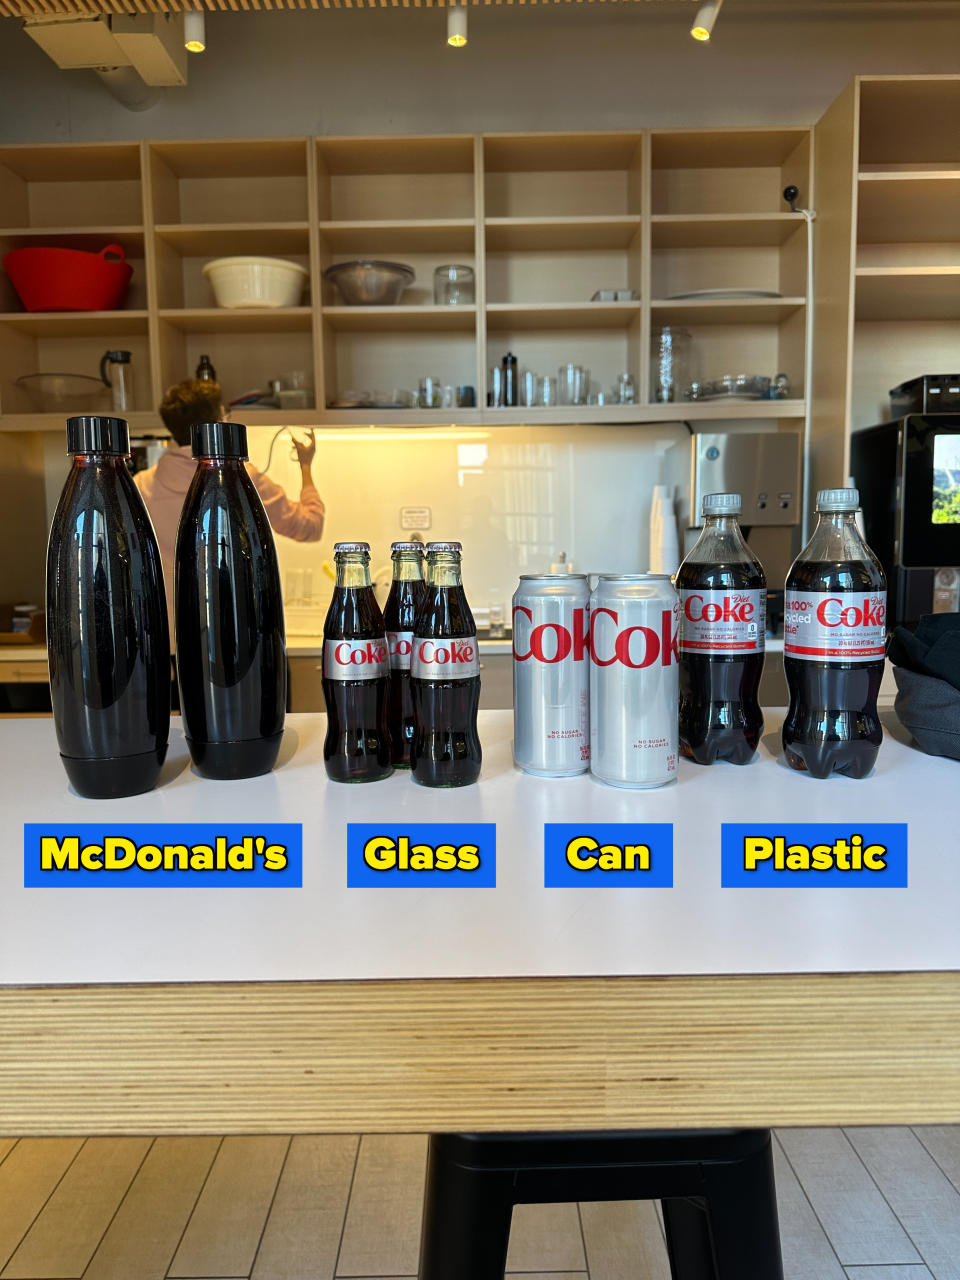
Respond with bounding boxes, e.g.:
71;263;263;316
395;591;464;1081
418;1128;783;1280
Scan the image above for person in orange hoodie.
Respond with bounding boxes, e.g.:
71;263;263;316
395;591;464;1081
135;378;325;644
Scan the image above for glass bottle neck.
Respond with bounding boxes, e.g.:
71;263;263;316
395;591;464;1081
392;554;424;582
427;553;462;588
336;556;372;588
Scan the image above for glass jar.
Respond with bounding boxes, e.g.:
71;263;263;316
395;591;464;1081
652;326;693;403
434;264;475;306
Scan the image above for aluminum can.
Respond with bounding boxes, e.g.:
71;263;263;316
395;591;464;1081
512;574;590;777
590;574;680;789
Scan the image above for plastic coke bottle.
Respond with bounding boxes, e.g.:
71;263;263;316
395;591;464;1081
321;542;392;783
410;541;482;787
383;540;426;767
175;421;286;779
782;487;887;779
677;492;765;765
47;415;170;798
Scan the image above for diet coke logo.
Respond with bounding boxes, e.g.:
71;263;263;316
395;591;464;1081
590;607;679;669
334;641;387;666
513;606;590;664
387;632;413;659
323;637;389;681
417;638;476;665
816;597;886;629
683;594;754;623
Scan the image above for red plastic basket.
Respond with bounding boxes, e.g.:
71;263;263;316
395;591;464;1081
3;244;133;312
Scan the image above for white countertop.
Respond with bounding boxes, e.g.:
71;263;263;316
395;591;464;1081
0;708;954;987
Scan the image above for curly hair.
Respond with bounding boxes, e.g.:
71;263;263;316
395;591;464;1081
159;378;224;446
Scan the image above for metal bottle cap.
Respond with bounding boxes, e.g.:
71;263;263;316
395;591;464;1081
391;541;424;553
816;487;859;512
702;492;742;516
426;541;462;554
334;542;370;555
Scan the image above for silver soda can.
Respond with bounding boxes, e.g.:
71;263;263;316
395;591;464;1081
590;574;680;789
512;574;590;777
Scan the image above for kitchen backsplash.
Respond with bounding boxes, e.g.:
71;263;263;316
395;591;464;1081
245;423;690;626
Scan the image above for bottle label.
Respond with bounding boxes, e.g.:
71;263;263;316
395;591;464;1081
387;630;415;672
783;590;887;661
323;638;389;681
679;589;765;653
411;635;480;680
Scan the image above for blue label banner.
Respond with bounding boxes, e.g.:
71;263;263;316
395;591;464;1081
544;823;674;887
347;823;496;887
721;823;908;887
24;823;302;887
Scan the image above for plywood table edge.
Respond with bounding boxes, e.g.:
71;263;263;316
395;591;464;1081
1;971;958;1135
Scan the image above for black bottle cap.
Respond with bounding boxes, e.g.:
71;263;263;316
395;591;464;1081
191;421;248;459
66;415;130;455
105;349;131;363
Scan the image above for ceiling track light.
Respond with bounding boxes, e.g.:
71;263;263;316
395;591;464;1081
184;9;206;53
447;4;467;48
690;0;723;42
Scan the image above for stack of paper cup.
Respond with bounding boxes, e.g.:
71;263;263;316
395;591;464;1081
649;484;680;575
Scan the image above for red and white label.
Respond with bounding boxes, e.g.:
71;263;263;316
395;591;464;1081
387;630;414;672
411;635;480;680
783;590;887;661
323;637;389;681
679;589;765;654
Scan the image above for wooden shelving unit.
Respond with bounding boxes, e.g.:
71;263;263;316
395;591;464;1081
0;127;813;431
812;74;960;501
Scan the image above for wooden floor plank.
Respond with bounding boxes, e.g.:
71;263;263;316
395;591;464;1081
580;1200;671;1280
0;1139;83;1273
252;1135;359;1280
168;1136;290;1279
336;1135;427;1277
0;1140;17;1168
771;1136;846;1280
843;1268;935;1278
84;1137;221;1280
3;1138;150;1280
913;1127;960;1195
846;1127;960;1279
777;1129;920;1267
505;1203;586;1272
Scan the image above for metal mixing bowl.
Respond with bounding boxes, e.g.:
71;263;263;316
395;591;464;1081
323;260;414;306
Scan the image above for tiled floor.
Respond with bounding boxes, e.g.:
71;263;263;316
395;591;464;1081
0;1128;958;1279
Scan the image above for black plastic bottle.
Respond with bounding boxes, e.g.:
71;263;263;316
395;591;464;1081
46;415;170;798
322;541;392;783
174;421;286;779
383;540;426;767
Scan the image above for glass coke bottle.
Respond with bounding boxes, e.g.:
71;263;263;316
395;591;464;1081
410;542;482;787
383;540;426;767
175;421;286;780
321;542;392;783
46;415;170;798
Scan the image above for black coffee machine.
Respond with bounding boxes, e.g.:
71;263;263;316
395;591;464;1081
850;400;960;628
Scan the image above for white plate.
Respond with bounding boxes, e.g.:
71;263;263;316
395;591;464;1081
665;288;783;300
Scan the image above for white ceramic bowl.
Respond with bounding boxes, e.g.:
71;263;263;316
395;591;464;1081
202;256;308;309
